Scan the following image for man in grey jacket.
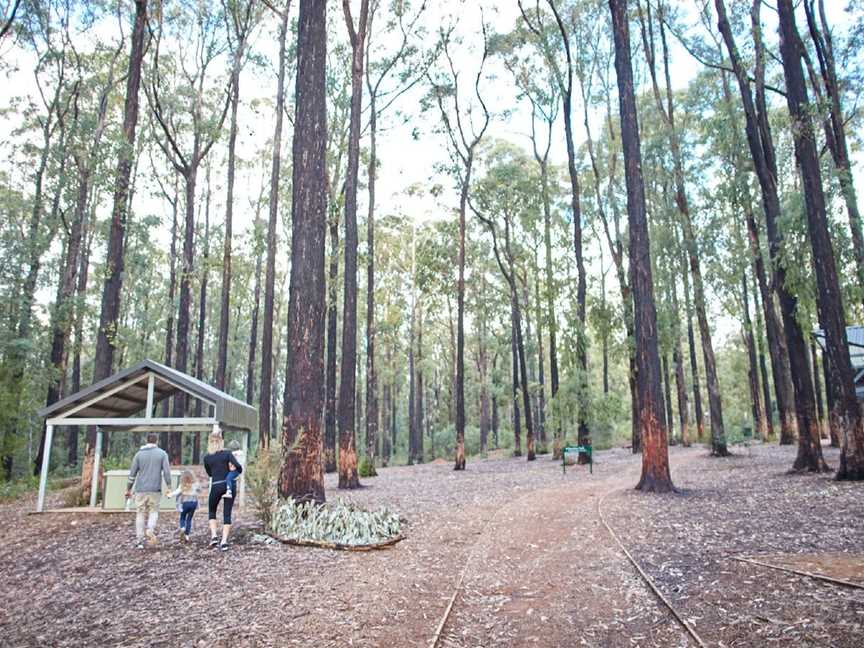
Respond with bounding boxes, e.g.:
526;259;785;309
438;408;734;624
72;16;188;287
125;433;172;549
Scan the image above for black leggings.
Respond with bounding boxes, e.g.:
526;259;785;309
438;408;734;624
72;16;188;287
208;482;234;524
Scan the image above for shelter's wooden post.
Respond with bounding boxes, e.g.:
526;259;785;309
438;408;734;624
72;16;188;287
89;427;103;508
146;374;155;417
36;424;53;512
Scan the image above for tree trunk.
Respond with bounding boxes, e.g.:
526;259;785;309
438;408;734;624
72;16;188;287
662;353;674;441
670;280;690;446
324;208;339;472
35;164;89;475
511;303;522;458
192;173;210;464
717;0;826;471
92;0;147;386
415;308;425;464
721;67;796;444
778;0;856;476
216;34;243;391
640;1;726;456
681;246;704;442
246;219;263;406
742;271;767;441
610;0;673;492
811;340;827;439
803;0;864;309
408;288;416;466
364;95;378;473
278;0;328;503
169;167;197;463
259;6;290;450
336;0;369;490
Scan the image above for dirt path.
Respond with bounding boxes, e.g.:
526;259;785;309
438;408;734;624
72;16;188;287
3;443;862;647
434;452;696;648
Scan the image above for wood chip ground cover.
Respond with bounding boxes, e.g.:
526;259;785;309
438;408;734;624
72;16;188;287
2;442;861;646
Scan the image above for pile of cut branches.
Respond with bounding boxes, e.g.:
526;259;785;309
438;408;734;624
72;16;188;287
269;498;402;550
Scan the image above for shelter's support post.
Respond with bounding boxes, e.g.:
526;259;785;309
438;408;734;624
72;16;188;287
146;374;155;417
36;424;54;512
89;427;103;508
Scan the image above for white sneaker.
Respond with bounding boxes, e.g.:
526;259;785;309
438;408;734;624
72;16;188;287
223;490;233;499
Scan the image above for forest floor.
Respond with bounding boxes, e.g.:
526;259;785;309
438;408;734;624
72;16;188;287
2;441;863;647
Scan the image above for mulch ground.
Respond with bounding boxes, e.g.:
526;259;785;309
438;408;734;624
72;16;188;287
1;441;861;647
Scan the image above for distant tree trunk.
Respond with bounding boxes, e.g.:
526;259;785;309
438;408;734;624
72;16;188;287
511;304;522;457
336;0;369;490
259;5;290;450
278;0;328;503
415;308;425;464
778;0;854;476
717;0;825;470
671;281;690;446
92;0;147;387
803;0;864;307
364;93;379;474
662;354;674;441
216;13;246;391
324;209;339;472
408;292;417;466
610;0;673;492
163;186;179;413
639;0;725;456
721;67;796;444
822;349;841;447
548;0;588;460
742;271;767;441
169;167;198;463
811;340;827;439
36;165;90;475
192;174;211;464
246;220;264;406
68;225;93;466
682;248;704;442
533;271;546;448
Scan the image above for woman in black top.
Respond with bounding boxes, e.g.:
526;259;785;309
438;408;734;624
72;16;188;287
203;432;243;551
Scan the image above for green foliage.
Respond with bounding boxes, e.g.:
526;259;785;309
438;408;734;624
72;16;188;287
271;498;401;546
358;455;377;478
246;448;281;531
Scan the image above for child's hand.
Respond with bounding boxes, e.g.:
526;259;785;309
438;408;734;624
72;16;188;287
228;462;237;470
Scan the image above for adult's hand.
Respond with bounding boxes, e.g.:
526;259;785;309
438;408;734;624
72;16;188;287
125;490;132;499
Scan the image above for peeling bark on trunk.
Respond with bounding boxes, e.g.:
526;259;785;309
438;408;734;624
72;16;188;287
278;0;328;503
610;0;673;492
336;0;369;490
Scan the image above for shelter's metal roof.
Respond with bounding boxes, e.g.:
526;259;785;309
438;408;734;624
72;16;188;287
37;359;258;431
813;326;864;400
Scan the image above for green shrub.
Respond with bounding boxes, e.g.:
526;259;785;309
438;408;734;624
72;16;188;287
358;455;377;477
246;447;280;529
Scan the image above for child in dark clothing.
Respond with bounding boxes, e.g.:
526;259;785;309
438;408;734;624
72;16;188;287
223;461;239;499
